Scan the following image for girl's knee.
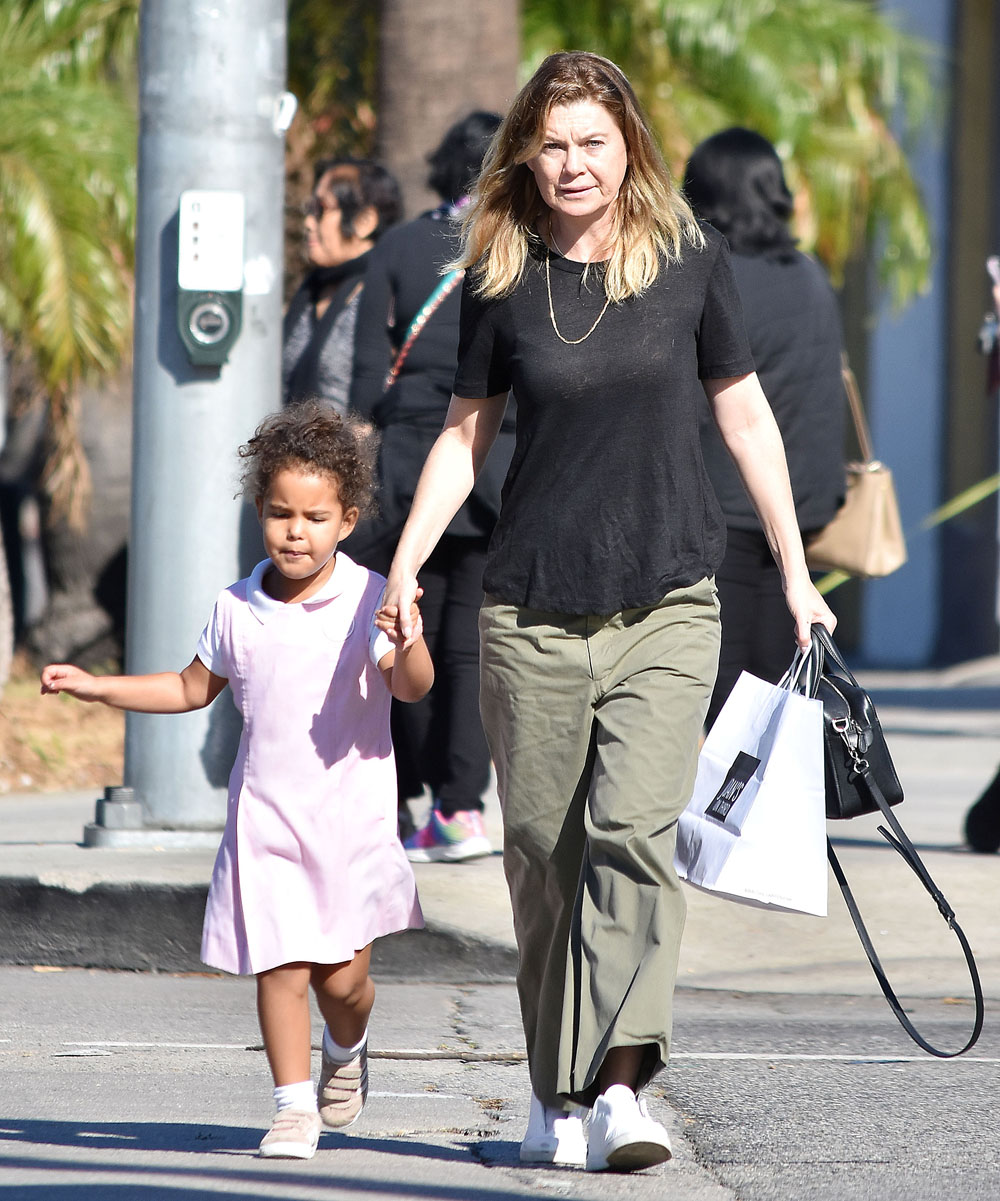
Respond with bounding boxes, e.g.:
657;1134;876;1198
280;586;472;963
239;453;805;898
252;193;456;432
312;955;374;1011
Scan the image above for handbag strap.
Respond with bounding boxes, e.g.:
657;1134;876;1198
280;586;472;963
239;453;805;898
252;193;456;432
800;624;984;1054
842;354;875;463
826;770;984;1057
383;268;465;392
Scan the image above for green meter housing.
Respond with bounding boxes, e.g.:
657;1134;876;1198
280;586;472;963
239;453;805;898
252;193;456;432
176;190;245;367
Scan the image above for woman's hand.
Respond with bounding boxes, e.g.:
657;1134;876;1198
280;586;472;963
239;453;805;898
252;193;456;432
375;596;424;645
783;573;837;651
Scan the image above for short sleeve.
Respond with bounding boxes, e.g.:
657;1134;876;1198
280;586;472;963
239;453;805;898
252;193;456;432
368;610;394;666
195;601;228;677
453;275;511;398
696;237;756;381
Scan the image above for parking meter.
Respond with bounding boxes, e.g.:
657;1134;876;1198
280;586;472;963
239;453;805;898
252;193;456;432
177;190;245;366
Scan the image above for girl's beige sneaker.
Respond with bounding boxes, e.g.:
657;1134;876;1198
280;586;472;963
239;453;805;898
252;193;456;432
257;1108;321;1159
318;1043;369;1128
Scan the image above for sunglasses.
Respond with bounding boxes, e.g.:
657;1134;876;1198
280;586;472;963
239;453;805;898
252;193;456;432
301;195;339;219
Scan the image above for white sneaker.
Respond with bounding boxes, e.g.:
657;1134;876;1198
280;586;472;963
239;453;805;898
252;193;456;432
519;1091;587;1166
585;1084;672;1172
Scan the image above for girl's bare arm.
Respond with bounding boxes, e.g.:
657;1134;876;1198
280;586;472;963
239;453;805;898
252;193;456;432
41;657;227;713
378;634;434;704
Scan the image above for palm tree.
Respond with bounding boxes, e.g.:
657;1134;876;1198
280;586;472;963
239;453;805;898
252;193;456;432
375;0;520;214
522;0;934;305
0;0;138;529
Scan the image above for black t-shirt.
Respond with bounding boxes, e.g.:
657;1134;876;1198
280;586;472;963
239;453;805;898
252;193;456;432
698;250;845;534
455;223;755;614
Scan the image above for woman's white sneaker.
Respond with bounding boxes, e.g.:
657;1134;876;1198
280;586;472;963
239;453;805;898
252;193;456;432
519;1091;587;1166
585;1084;672;1172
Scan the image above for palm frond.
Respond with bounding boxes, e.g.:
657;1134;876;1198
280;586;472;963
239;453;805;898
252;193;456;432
0;1;137;525
522;0;937;304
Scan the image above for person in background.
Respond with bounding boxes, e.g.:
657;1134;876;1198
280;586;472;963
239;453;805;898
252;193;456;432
349;112;514;861
283;158;402;412
964;255;1000;853
378;53;835;1172
682;127;846;727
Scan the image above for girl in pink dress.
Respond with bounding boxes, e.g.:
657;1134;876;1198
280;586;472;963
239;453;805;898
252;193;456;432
41;402;433;1160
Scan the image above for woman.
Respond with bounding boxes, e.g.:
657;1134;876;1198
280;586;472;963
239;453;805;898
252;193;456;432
282;157;402;412
381;52;835;1173
682;128;847;727
349;113;514;859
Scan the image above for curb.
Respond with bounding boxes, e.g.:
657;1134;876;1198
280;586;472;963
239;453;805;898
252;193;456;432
0;878;518;981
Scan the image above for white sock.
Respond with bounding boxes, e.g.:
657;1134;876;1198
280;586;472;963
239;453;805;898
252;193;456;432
273;1080;318;1113
322;1025;368;1063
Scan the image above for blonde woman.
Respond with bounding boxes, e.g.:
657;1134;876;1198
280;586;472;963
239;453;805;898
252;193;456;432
380;52;835;1172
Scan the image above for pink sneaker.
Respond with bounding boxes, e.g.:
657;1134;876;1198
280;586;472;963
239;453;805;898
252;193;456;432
404;808;492;863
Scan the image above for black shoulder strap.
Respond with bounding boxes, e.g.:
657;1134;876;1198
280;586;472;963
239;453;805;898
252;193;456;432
827;768;984;1057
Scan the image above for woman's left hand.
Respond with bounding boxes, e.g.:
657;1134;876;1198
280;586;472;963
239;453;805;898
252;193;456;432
784;574;837;650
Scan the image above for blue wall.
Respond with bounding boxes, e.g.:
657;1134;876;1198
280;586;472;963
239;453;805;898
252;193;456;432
859;0;951;666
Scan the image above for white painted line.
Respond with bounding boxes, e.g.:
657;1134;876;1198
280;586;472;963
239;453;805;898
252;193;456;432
63;1041;250;1050
370;1092;459;1100
672;1052;1000;1064
60;1041;524;1063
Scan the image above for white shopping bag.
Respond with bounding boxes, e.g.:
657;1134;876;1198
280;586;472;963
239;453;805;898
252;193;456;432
675;670;827;916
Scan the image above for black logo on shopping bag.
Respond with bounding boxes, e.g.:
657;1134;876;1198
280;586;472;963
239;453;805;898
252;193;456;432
705;751;762;821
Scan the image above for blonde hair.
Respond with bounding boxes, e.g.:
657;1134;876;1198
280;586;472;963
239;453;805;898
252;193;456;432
455;51;703;302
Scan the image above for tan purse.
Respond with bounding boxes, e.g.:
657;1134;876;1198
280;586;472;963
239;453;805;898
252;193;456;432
805;359;907;578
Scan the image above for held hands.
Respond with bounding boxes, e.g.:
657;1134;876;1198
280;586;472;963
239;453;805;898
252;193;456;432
375;600;424;646
40;664;104;703
377;575;423;649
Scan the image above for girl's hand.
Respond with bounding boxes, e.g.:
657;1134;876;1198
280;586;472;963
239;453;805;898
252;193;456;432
40;664;104;703
376;602;424;645
784;576;837;650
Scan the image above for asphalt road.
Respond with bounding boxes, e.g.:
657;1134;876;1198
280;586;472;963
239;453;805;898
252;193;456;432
2;965;997;1200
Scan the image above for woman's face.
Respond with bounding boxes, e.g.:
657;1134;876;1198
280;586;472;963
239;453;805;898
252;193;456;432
304;170;374;269
526;99;628;227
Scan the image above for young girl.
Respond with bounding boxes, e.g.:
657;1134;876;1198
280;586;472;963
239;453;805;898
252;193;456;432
41;402;433;1161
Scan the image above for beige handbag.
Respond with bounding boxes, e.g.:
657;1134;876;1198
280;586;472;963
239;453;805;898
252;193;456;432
805;359;907;578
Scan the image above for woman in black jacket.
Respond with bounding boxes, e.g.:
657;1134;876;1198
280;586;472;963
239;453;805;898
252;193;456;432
349;112;514;859
283;157;402;412
684;128;846;726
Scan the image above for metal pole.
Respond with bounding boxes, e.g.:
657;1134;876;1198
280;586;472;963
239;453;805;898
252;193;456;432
85;0;288;847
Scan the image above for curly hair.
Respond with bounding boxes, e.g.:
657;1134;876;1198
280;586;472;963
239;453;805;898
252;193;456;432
238;401;377;517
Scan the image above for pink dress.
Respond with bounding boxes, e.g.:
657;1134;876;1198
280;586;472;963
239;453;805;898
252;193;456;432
195;552;423;975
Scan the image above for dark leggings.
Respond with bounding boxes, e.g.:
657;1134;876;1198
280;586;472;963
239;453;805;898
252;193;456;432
706;526;799;729
390;534;492;816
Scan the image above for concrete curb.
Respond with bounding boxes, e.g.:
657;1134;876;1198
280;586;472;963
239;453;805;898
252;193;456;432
0;877;519;981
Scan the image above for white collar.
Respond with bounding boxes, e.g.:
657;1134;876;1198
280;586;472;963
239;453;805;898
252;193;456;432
246;552;356;623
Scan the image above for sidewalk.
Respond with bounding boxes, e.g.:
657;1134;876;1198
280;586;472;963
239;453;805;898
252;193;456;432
3;669;1000;1002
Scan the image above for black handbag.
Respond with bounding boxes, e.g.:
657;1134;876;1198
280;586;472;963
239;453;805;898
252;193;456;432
810;624;903;819
790;625;984;1057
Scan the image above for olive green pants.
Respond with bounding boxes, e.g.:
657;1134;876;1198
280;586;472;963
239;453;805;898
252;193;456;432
479;579;720;1109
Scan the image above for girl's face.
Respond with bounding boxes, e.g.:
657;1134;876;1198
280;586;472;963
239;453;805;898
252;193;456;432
256;467;358;602
526;99;628;229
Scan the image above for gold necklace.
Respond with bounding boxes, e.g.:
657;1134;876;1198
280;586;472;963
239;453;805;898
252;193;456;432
544;220;612;346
